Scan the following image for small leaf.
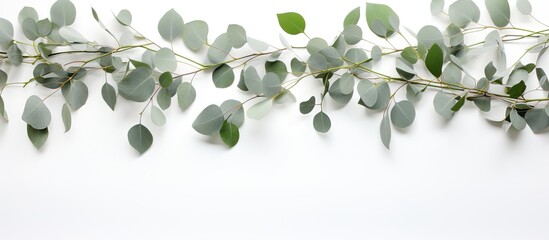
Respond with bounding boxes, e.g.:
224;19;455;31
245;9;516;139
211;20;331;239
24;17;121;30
265;60;288;81
182;20;208;51
277;12;306;35
366;3;399;38
291;58;306;77
115;9;132;26
220;121;239;148
371;46;382;61
22;95;51;130
243;66;262;95
0;18;14;49
299;96;316;114
451;94;467;112
220;99;245;127
37;19;52;37
62;81;88;110
401;47;418;64
525;109;549;133
27;125;48;150
313;111;331;133
151;105;166;127
18;7;39;24
247;99;273;120
380;113;391;149
344;7;360;27
329;79;353;105
390;100;416;128
247;36;269;52
342;25;362;45
339;73;355;95
158;9;184;41
262;72;281;98
473;97;491;112
212;64;235;88
418;25;444;50
508;81;526;99
154;48;177;72
193;104;224;135
207;33;231;63
118;67;155;102
156;88;171;110
485;0;511;27
537;68;549;90
510;108;526;130
7;44;22;66
127;124;153;154
22;19;39;41
61;103;71;132
448;0;480;28
101;83;117;111
517;0;532;15
485;62;497;80
433;91;457;120
227;24;247;48
426;44;443;78
159;72;173;88
50;0;76;27
357;79;378;108
442;63;462;85
59;27;88;43
431;0;445;15
176;82;196;110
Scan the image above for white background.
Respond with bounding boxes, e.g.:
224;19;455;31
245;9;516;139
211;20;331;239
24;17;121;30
1;0;549;239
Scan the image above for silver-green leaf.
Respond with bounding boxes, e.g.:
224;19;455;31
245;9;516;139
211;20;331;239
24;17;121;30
62;80;88;110
27;125;48;150
212;64;234;88
101;82;117;111
485;0;510;27
380;113;391;149
177;82;196;110
153;48;177;72
151;105;166;127
158;9;184;41
313;111;331;133
128;124;153;154
61;103;71;132
247;99;273;120
118;67;155;102
227;24;246;49
183;20;208;52
390;100;416;128
0;18;14;49
22;95;51;130
433;91;457;120
50;0;76;27
192;104;224;135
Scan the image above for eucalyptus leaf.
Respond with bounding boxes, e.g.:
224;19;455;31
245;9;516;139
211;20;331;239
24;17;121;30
7;44;22;66
154;48;177;72
101;82;117;111
306;37;329;54
265;60;288;81
485;0;510;27
0;95;8;121
208;33;231;63
433;91;457;119
177;82;196;110
50;0;76;27
151;105;166;127
62;80;88;110
18;7;39;24
277;12;306;35
417;25;444;50
343;25;362;45
37;19;52;37
220;99;245;127
391;100;416;128
27;125;48;150
508;81;526;99
313;111;331;133
220;121;239;147
291;58;306;77
247;99;273;120
329;79;353;105
510;108;526;130
473;96;492;112
115;9;132;26
59;27;88;43
118;67;155;102
431;0;445;15
22;18;39;41
380;113;391;149
344;7;360;27
22;95;51;130
227;24;246;49
158;9;184;41
193;104;224;135
300;96;316;114
371;46;382;61
426;44;444;78
262;72;281;98
127;124;153;154
442;63;462;85
183;20;208;51
62;103;71;132
243;66;262;95
448;0;480;28
366;3;399;38
157;88;171;110
446;24;464;46
401;47;418;64
159;72;173;88
517;0;532;15
339;73;355;95
212;64;234;88
247;36;269;52
525;109;549;133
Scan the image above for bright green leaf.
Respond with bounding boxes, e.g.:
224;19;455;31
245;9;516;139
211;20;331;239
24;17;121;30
426;44;443;78
508;81;526;99
277;12;306;35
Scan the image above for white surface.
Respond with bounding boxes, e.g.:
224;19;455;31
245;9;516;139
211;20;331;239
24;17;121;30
1;0;549;239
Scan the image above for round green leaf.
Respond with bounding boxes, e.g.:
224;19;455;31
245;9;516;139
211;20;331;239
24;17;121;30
22;18;39;41
176;82;196;111
227;24;246;48
431;0;445;15
262;72;281;98
115;9;132;26
446;24;464;46
18;7;39;24
433;91;457;119
418;25;444;50
0;18;14;49
101;82;117;111
525;109;549;133
212;64;234;88
277;12;306;35
247;99;273;120
50;0;76;27
220;121;239;148
343;25;362;45
61;103;71;132
118;67;155;102
183;20;208;52
265;60;288;81
154;48;177;72
401;47;418;64
390;100;416;128
344;7;360;27
193;104;224;135
291;58;306;77
151;105;166;127
485;0;510;27
158;9;183;41
208;33;231;63
156;88;171;110
448;0;480;28
517;0;532;15
329;79;353;105
128;124;153;154
299;96;316;114
159;72;173;88
442;63;462;85
62;80;88;110
313;111;331;133
369;82;390;111
306;37;328;54
366;3;399;38
243;66;262;95
510;108;526;130
37;19;52;37
22;95;51;130
27;125;48;150
357;79;377;107
339;73;355;95
220;99;244;127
